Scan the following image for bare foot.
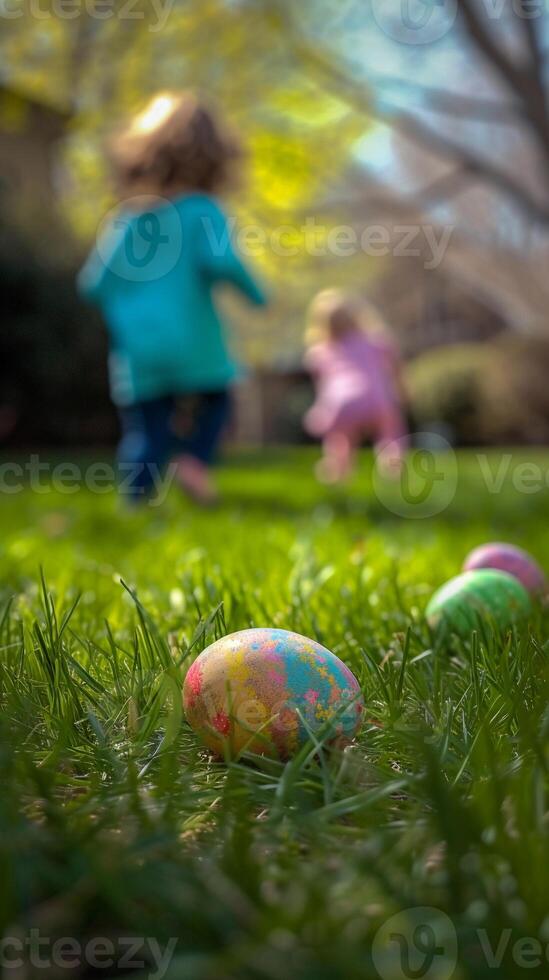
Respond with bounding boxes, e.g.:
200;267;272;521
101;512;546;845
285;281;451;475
175;455;219;505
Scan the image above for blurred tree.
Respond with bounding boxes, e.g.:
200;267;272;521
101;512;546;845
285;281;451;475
263;0;549;330
265;0;549;220
0;0;371;364
6;0;548;446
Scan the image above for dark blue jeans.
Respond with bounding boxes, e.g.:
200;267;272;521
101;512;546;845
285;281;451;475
117;389;231;500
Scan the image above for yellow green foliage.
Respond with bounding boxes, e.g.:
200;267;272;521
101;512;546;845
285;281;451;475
0;0;372;362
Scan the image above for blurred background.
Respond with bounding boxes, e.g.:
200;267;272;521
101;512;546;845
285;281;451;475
2;0;549;450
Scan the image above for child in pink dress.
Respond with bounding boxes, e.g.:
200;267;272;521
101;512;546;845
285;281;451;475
303;289;408;482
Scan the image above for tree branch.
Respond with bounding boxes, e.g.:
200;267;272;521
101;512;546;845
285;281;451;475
457;0;549;163
456;0;528;94
516;0;549;124
390;109;549;222
370;77;521;124
265;0;549;222
290;35;549;224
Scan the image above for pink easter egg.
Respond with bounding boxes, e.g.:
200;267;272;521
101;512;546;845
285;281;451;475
463;542;545;595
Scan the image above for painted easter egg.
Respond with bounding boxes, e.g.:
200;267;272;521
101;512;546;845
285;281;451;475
183;628;364;759
463;542;545;595
426;569;532;638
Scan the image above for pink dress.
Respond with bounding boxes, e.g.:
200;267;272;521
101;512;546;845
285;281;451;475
304;331;406;450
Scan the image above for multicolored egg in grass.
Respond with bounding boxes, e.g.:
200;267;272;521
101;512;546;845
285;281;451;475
426;569;532;638
463;542;546;595
183;628;364;759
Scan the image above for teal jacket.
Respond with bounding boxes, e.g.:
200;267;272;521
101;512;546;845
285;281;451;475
77;193;266;405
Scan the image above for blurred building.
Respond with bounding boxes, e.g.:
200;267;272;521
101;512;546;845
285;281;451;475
233;369;312;446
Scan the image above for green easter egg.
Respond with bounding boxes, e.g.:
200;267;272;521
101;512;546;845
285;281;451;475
426;569;532;638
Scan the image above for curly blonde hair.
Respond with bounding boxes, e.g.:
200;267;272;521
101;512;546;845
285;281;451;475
110;91;241;198
305;289;386;346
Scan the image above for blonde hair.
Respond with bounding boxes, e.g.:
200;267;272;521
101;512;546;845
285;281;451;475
110;91;241;199
305;289;386;346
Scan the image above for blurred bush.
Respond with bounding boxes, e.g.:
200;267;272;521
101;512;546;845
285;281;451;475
407;337;549;445
0;221;116;448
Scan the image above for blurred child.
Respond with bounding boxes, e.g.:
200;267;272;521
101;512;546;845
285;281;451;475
78;92;266;504
303;289;408;482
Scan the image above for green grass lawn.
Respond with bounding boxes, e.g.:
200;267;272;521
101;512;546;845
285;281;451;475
1;448;549;980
